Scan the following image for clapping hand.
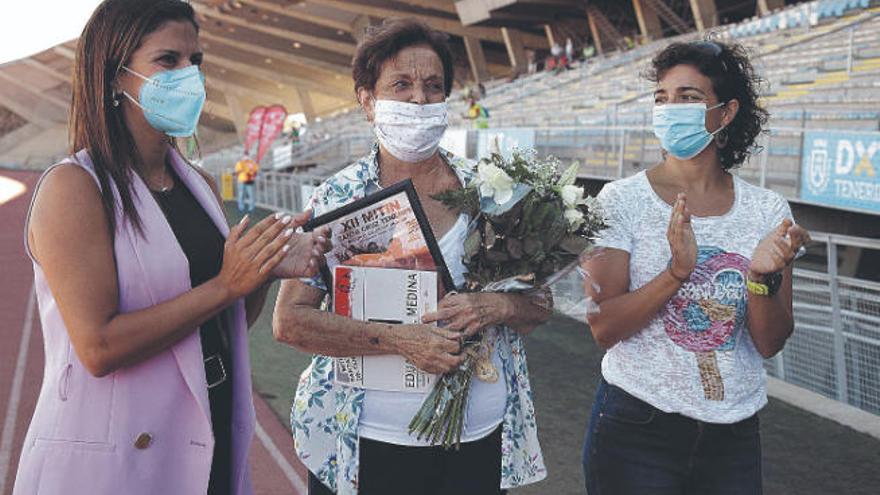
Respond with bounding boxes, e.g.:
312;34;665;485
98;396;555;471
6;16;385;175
666;193;697;282
218;213;298;299
749;219;810;277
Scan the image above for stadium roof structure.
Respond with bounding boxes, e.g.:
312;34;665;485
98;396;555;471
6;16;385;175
0;0;800;165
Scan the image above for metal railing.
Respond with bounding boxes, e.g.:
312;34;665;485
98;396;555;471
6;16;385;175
519;125;879;213
202;134;373;175
204;123;875;204
773;233;880;415
207;169;324;213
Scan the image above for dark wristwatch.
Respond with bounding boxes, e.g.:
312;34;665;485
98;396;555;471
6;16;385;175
747;271;783;297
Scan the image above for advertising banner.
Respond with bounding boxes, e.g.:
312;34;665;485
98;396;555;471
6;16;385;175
244;106;266;156
256;104;287;163
800;130;880;213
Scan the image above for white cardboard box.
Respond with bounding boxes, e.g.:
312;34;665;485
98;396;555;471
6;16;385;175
332;266;438;392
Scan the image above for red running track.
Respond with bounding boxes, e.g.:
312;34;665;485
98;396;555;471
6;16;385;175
0;169;308;495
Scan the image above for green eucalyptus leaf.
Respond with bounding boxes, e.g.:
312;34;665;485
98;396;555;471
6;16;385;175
557;161;580;188
547;210;569;246
464;229;482;258
485;250;509;263
483;221;497;247
507;238;523;259
523;236;541;256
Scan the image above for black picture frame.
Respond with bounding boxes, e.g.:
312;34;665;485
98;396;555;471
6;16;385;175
303;179;455;293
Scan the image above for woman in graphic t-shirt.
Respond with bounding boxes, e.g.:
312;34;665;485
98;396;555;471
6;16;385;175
581;40;811;494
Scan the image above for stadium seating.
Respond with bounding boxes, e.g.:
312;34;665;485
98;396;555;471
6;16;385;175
727;0;873;39
208;0;880;183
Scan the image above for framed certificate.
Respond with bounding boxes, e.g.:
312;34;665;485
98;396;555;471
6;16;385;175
332;266;438;392
303;179;455;292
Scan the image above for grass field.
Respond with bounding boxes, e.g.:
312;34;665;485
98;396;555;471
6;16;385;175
231;205;880;495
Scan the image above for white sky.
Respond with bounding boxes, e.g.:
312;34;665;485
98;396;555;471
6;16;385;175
0;1;103;65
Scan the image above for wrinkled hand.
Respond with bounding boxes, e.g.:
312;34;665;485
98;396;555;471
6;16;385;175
217;213;294;300
422;293;511;338
393;323;466;374
666;193;697;282
750;219;810;276
270;212;331;279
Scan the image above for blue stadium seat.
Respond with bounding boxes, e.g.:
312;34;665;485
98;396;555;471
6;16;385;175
819;0;836;18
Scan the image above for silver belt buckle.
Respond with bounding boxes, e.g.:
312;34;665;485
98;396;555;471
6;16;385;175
205;354;227;389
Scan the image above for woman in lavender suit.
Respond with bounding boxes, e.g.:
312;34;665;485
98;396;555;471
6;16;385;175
14;1;328;493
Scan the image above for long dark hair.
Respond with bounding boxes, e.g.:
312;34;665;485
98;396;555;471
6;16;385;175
70;0;198;235
646;40;768;170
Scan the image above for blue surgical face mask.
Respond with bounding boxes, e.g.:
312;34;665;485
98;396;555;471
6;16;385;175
121;65;206;137
652;102;726;160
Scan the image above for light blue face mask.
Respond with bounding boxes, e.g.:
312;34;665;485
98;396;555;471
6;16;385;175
652;102;727;160
122;65;206;137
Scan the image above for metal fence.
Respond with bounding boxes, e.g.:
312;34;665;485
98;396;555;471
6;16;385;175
220;124;879;211
206;168;324;213
201;134;373;176
775;233;880;415
202;126;880;417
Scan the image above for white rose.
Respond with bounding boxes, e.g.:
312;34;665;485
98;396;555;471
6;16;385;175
561;184;584;208
564;208;585;228
478;162;515;205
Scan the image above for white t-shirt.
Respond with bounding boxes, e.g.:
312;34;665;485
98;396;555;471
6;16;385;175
595;171;793;424
359;214;507;445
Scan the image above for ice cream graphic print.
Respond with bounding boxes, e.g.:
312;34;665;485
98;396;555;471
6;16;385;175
662;246;750;401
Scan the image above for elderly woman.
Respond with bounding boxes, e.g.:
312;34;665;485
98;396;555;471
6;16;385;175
273;19;548;495
581;40;810;494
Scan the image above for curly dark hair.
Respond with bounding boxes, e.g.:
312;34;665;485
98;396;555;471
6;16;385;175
646;40;768;170
352;18;454;98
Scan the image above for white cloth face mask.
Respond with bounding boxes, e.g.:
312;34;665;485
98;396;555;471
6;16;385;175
372;99;448;163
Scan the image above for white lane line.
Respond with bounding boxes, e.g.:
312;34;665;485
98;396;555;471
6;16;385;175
255;419;308;494
0;284;36;494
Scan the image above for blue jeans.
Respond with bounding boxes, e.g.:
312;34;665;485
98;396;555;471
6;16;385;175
237;181;255;213
583;378;762;495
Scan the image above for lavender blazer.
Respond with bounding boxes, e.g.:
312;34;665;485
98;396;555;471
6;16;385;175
14;149;255;494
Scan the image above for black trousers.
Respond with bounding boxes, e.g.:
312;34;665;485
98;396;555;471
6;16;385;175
308;427;506;495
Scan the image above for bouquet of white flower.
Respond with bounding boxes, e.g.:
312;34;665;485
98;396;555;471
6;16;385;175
408;149;605;448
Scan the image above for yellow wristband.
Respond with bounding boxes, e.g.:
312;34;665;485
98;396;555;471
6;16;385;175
746;278;770;296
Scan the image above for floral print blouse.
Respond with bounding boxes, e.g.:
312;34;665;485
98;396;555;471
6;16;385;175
290;144;546;494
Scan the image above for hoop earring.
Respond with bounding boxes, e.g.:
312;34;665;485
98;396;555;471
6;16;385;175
716;129;729;149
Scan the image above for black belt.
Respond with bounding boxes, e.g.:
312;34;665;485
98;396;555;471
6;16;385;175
201;315;231;390
204;353;228;389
